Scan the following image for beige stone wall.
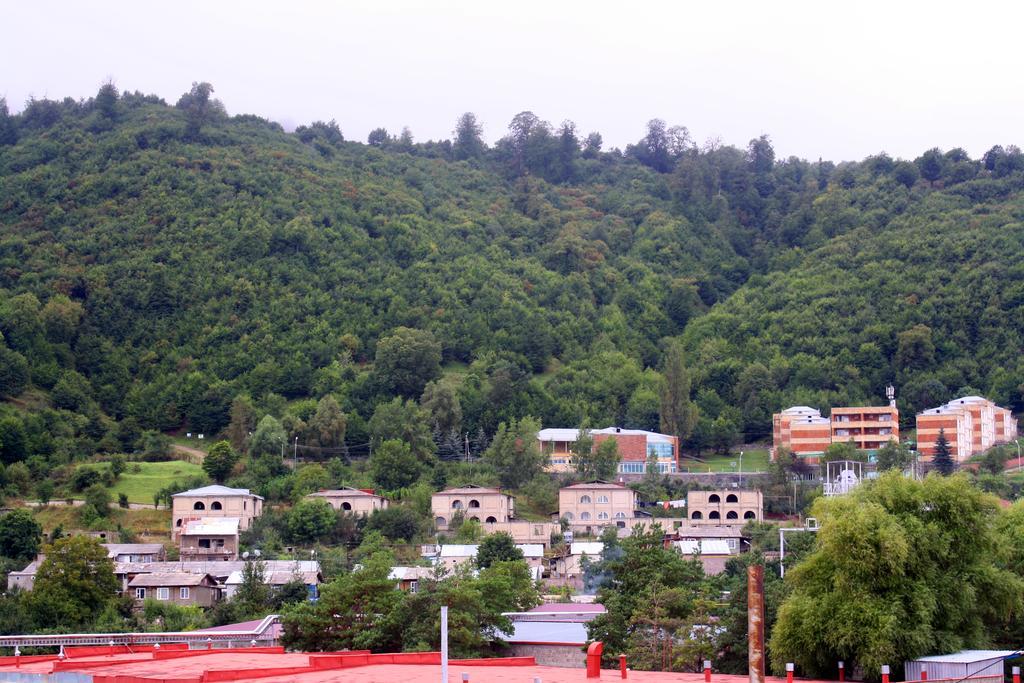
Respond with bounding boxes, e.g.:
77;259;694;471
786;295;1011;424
510;643;587;668
311;492;388;515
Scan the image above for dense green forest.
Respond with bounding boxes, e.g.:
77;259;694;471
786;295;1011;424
0;82;1022;477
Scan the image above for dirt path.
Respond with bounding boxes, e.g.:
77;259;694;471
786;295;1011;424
22;499;156;511
172;443;206;464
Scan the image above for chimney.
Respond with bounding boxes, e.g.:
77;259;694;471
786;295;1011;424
748;565;765;683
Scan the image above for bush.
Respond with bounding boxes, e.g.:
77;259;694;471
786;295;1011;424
70;466;101;491
118;493;129;509
83;484;111;517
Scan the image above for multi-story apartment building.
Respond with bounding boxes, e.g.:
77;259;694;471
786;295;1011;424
171;485;263;538
178;518;239;561
432;485;514;530
559;482;638;533
306;487;389;515
917;396;1018;461
687;490;763;525
538;427;679;475
772;404;899;456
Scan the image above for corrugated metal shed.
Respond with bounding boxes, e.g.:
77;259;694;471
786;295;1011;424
905;650;1016;681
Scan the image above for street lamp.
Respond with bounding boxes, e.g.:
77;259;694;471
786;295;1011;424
739;451;744;487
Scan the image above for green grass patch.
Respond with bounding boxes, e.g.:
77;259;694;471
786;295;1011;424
680;448;771;473
84;460;206;505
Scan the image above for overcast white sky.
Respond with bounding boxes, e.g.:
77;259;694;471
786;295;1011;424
4;0;1022;162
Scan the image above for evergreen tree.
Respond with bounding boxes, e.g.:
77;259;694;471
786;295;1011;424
933;427;955;475
659;342;699;445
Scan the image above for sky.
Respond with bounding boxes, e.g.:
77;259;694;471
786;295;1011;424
3;0;1023;162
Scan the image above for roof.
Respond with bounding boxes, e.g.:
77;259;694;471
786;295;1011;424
182;517;240;535
435;485;505;496
780;406;821;415
172;485;263;499
911;650;1018;664
388;566;436;581
128;572;214;587
561;481;629;490
115;560;320;578
9;558;43;577
225;570;320;586
308;487;383;499
102;543;164;557
527;602;606;614
674;525;746;539
538;427;675;443
503;620;589;645
675;539;732;555
570;542;603;556
436;544;543;559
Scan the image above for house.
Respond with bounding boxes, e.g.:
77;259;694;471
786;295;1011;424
549;541;604;579
539;427;679;475
431;485;514;530
128;572;219;608
172;485;263;538
773;404;899;458
178;518;240;561
477;520;560;547
103;543;166;563
306;487;388;515
917;396;1019;462
6;556;43;591
686;490;762;525
502;603;606;667
559;481;638;533
672;525;749;554
112;560;321;595
388;566;437;592
223;569;322;601
673;539;734;575
423;543;545;577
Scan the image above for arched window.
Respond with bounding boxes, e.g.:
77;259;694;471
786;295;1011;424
175;519;182;527
597;495;609;504
691;511;703;520
452;500;463;509
470;516;480;522
435;516;447;527
598;512;609;520
617;521;626;528
614;512;626;519
580;512;591;521
211;501;223;510
342;502;352;511
726;511;738;519
726;494;738;503
486;516;497;523
708;494;720;503
193;501;205;511
580;495;592;504
709;510;720;519
744;511;756;519
469;499;480;508
565;512;574;521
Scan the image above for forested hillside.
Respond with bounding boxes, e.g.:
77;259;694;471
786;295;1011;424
0;83;1022;469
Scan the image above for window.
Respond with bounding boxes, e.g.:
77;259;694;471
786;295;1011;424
580;495;592;504
452;500;463;509
176;519;182;527
135;588;146;599
617;521;626;528
597;495;609;504
726;511;738;519
646;442;675;459
598;512;609;520
342;502;352;511
618;461;644;474
744;511;756;519
486;516;497;523
580;512;591;521
726;494;738;503
409;581;418;594
709;494;721;503
193;501;205;510
469;499;480;508
614;512;626;519
709;511;720;520
435;516;447;526
564;512;574;521
180;587;190;600
691;511;703;520
211;501;223;510
157;587;170;601
198;539;211;549
243;501;247;509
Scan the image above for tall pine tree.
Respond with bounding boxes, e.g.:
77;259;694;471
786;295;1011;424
932;427;955;475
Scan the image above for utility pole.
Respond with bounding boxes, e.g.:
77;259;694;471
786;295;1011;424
465;433;470;462
293;436;298;467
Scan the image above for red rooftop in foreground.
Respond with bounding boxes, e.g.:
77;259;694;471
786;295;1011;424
0;645;848;683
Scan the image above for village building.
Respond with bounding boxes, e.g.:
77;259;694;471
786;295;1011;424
431;485;514;530
171;485;263;538
128;572;220;608
178;518;240;561
917;396;1019;461
558;481;640;534
306;487;388;514
538;427;679;475
686;490;763;525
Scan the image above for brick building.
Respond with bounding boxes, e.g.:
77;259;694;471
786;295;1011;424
917;396;1018;462
538;427;679;475
773;404;899;457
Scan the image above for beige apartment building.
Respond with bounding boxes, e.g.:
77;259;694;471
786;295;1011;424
559;482;638;532
480;520;560;547
307;487;389;515
178;518;240;561
172;485;263;538
432;485;515;530
687;490;762;525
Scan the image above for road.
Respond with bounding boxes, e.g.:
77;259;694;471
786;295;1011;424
172;443;206;463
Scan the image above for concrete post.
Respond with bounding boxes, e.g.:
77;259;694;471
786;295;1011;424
441;606;449;683
620;654;627;678
787;663;794;683
1013;666;1020;683
838;661;844;683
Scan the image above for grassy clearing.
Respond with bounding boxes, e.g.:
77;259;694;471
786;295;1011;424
83;460;206;505
679;448;771;473
31;504;172;539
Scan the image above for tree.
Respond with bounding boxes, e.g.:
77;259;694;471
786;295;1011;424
917;148;945;184
573;423;621;480
308;395;347;448
980;446;1010;475
932;428;955;475
28;536;118;628
659;342;699;444
84;483;111;517
95;81;119;120
203;440;238;483
896;324;936;371
483;416;545;489
0;97;17;146
874;440;913;472
287;499;337;543
250;415;287;457
369;398;435;462
176;81;226;139
234;559;272;617
226;394;256;452
770;472;1022;678
453;112;485;160
420;380;462;435
367;127;391;147
710;415;740;455
894;160;920;188
365;506;421;541
0;509;42;560
476;532;523;569
370;439;422;491
0;345;29;397
374;327;442;398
